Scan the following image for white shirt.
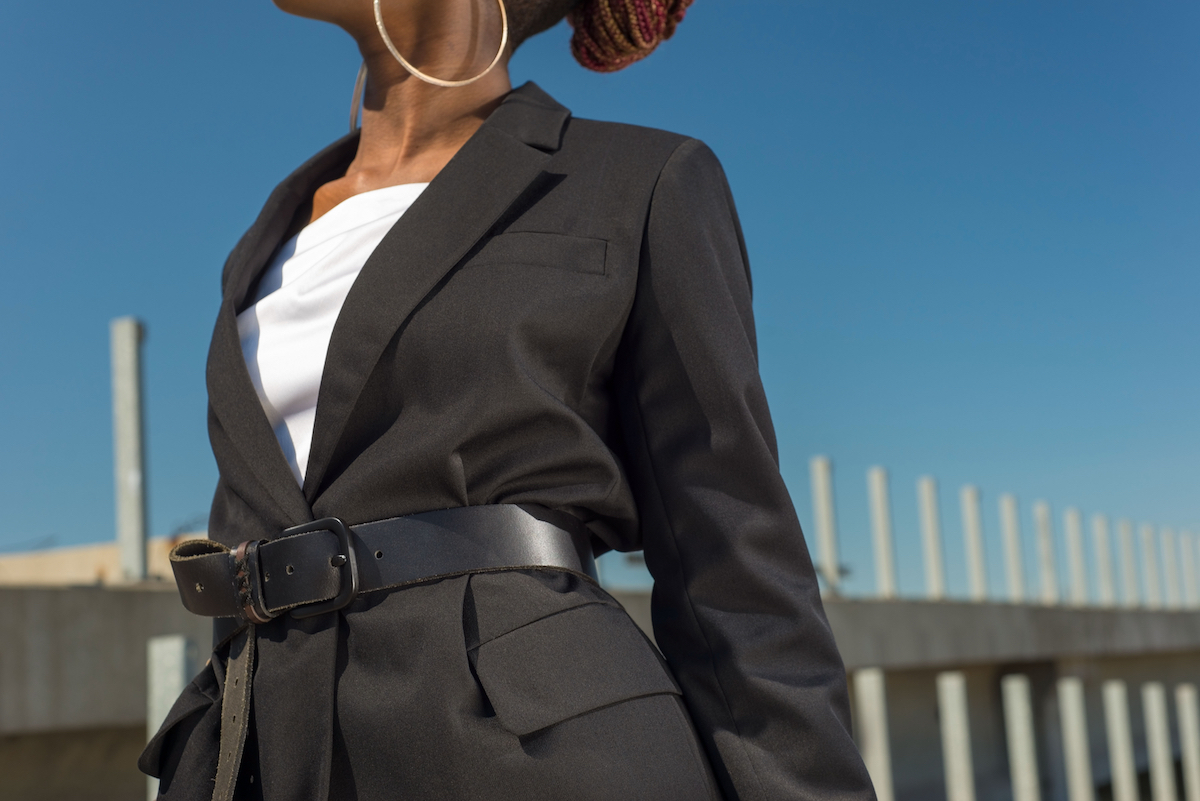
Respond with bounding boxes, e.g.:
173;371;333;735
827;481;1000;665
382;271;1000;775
237;183;429;485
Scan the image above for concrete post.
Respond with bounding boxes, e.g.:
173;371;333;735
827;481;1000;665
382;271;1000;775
867;468;898;599
938;670;976;801
1142;524;1163;609
854;668;894;801
1143;682;1179;801
1118;519;1140;608
809;456;841;595
1034;501;1059;605
1103;680;1140;801
961;485;988;602
1058;677;1096;801
1162;528;1182;609
1181;532;1198;609
1002;674;1042;801
1064;507;1089;607
1176;684;1200;801
111;317;148;582
1092;514;1116;607
147;635;198;801
1001;493;1026;603
919;477;947;601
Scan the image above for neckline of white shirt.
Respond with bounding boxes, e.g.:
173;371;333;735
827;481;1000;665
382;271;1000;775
288;181;431;258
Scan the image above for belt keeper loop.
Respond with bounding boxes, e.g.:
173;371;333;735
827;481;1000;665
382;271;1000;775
234;540;275;624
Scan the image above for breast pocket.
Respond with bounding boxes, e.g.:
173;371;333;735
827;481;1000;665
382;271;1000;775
472;601;679;736
467;231;608;276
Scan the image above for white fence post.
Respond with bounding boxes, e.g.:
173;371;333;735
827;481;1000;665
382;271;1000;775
854;668;895;801
1002;674;1042;801
938;670;977;801
1034;501;1060;605
1162;528;1182;609
1142;524;1163;609
1144;682;1179;801
1181;532;1198;609
1059;677;1096;801
919;477;948;600
1176;684;1200;801
867;467;898;599
1064;508;1089;607
961;486;988;602
147;635;198;801
1092;514;1116;607
1118;519;1140;608
1001;494;1026;603
1104;680;1141;801
809;456;841;595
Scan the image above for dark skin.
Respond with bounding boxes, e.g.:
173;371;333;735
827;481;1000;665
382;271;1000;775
273;0;513;232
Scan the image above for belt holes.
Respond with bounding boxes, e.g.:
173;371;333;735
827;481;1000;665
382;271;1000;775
375;550;384;560
285;565;295;575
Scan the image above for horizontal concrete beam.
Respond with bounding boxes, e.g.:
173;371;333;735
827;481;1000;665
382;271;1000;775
0;585;209;735
823;598;1200;671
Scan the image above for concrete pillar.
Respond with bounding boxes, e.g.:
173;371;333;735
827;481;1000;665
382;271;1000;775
1176;684;1200;801
1064;507;1089;606
1104;680;1141;801
1142;524;1163;609
1118;519;1140;608
919;476;947;600
147;635;198;801
112;316;148;582
1058;677;1096;801
854;668;894;801
1092;514;1116;607
809;456;841;595
1002;674;1042;801
961;485;988;602
938;670;976;801
1162;528;1182;609
1143;682;1179;801
1001;493;1026;603
867;467;898;599
1181;532;1198;609
1034;501;1060;605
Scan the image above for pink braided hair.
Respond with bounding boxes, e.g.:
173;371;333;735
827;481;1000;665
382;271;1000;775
568;0;695;73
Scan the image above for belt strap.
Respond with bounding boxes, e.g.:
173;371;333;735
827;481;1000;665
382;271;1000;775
169;504;597;622
167;504;597;801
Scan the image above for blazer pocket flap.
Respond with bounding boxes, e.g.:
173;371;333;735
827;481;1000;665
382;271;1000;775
469;231;607;275
474;602;679;736
138;661;219;777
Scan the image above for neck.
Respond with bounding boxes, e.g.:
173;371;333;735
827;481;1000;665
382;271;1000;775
346;0;512;188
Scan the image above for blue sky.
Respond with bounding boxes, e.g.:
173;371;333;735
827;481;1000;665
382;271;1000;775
1;1;1196;599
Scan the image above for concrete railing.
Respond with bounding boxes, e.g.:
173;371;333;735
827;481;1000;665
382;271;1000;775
809;455;1196;611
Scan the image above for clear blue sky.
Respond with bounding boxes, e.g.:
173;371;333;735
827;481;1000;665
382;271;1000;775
1;1;1196;599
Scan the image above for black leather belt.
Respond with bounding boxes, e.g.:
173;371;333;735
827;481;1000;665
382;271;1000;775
169;504;598;623
165;504;597;801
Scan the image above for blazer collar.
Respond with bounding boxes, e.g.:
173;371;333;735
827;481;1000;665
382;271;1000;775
208;83;571;521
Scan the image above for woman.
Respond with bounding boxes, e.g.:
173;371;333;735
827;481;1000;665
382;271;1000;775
141;1;875;799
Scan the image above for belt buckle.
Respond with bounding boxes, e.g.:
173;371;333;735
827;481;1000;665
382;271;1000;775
285;517;361;619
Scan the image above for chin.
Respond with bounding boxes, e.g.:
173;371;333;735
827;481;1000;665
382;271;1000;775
271;0;351;22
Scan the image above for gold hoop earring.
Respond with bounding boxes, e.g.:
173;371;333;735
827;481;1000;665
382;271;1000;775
350;62;368;133
373;0;508;89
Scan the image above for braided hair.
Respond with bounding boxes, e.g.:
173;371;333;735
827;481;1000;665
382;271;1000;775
569;0;694;72
507;0;694;73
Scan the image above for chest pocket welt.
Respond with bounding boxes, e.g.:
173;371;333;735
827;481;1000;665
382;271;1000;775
467;231;608;276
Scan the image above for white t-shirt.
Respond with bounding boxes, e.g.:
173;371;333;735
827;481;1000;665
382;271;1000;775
237;182;429;485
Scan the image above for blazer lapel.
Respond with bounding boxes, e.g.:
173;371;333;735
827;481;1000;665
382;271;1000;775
302;84;571;502
207;134;360;524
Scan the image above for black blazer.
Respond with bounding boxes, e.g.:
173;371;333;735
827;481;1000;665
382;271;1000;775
195;83;870;799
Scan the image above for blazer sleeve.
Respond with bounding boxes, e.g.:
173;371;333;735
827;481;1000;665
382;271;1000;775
614;138;875;800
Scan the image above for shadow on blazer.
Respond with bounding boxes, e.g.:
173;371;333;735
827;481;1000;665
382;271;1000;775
141;82;875;801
